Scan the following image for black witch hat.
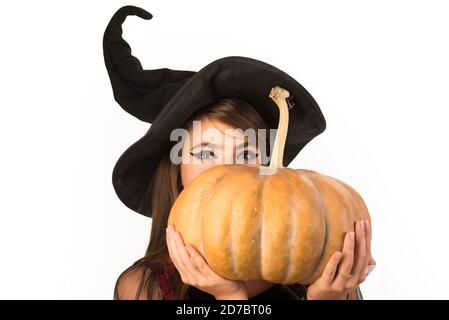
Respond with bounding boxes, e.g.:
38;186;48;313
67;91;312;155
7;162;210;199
103;5;326;217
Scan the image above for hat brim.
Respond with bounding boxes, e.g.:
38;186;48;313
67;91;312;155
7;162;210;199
112;56;326;217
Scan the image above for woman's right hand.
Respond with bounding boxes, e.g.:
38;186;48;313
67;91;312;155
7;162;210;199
166;224;248;300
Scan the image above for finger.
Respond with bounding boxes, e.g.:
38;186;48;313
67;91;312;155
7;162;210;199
366;219;372;256
322;251;343;285
186;244;217;278
350;220;366;279
365;219;376;268
170;225;197;284
173;226;197;272
360;220;374;282
166;225;190;282
166;225;180;269
171;226;206;284
347;220;367;288
333;231;355;290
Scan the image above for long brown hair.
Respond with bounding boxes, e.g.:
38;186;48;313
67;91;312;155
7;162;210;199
136;97;271;299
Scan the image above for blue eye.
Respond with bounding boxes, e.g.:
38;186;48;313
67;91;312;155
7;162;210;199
237;150;258;161
190;150;217;160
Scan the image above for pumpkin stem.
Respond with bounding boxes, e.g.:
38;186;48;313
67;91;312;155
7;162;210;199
268;85;291;169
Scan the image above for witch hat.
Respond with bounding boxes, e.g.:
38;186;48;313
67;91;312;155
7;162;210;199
103;5;326;217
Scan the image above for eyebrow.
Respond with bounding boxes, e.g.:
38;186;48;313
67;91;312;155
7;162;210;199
190;140;256;150
190;142;221;150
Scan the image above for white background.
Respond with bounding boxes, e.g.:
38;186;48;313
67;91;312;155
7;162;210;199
1;0;448;299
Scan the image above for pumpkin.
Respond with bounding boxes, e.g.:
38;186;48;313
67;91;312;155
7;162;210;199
167;85;370;284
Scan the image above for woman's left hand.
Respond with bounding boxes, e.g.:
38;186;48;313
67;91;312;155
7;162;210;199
166;224;248;299
306;219;376;300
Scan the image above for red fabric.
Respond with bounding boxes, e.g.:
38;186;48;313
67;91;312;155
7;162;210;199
157;263;176;300
148;255;177;300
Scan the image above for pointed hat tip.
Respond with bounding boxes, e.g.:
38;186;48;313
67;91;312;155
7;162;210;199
113;5;153;22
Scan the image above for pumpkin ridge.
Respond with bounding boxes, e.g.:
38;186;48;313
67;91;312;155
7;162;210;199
229;167;264;279
259;170;270;279
199;168;236;264
283;169;297;283
229;171;247;278
332;177;369;222
230;195;236;278
229;166;262;278
300;171;329;283
253;168;266;279
332;177;358;224
198;169;231;254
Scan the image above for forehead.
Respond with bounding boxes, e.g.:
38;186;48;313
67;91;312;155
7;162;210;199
185;117;249;146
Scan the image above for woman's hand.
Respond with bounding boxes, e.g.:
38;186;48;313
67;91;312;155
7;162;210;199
166;224;248;300
306;219;376;300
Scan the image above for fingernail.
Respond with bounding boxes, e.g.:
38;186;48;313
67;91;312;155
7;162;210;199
349;232;355;241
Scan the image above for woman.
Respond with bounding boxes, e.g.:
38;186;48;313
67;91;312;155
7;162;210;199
113;97;373;300
103;6;375;300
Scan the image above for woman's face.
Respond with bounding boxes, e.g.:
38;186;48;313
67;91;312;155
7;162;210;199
180;117;261;187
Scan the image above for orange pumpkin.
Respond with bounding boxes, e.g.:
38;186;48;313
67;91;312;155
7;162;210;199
168;86;370;284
